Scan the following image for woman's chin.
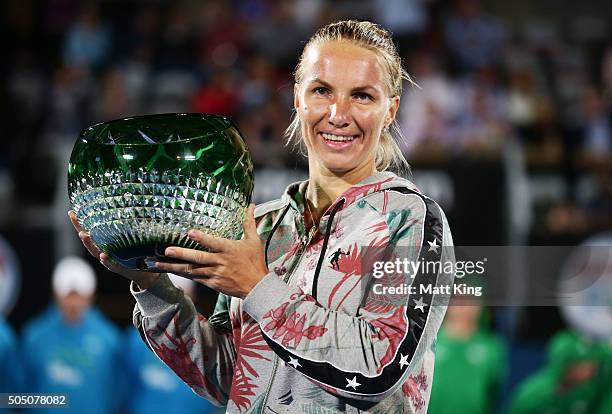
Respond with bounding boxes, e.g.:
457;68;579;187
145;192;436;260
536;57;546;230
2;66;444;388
321;162;365;176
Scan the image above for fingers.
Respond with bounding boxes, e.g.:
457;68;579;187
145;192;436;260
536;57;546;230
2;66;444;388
69;210;100;258
68;210;83;233
69;211;108;263
79;231;103;259
99;253;124;274
243;204;258;241
164;246;218;265
150;260;213;278
186;229;227;252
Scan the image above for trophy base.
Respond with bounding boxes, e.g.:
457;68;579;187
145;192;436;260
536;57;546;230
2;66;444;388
107;242;193;271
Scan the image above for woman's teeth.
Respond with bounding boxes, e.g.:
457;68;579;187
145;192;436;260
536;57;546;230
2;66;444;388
322;133;356;142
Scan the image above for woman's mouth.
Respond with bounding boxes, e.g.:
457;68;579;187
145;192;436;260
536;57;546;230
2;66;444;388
321;132;357;142
320;132;359;149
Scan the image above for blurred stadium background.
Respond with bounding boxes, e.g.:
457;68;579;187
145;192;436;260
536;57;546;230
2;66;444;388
0;0;611;413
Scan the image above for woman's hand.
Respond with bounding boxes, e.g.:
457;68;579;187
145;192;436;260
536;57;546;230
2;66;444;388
150;204;268;299
68;211;161;289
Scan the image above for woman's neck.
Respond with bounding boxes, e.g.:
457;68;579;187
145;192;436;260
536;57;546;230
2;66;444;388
305;162;377;217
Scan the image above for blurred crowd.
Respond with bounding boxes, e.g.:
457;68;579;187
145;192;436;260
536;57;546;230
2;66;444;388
1;0;611;240
1;0;612;413
0;257;223;414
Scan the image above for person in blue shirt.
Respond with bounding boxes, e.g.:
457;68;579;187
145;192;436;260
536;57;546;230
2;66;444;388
123;274;222;414
21;256;124;414
0;317;24;393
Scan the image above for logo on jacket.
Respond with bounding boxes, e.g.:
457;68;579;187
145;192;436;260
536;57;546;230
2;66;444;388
328;248;349;270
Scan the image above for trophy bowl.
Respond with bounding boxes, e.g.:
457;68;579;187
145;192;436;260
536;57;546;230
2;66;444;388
68;113;254;270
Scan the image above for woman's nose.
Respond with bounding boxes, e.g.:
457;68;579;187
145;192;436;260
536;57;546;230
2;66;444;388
328;99;351;128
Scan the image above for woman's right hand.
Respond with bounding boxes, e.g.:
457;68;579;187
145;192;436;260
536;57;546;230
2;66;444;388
68;211;161;290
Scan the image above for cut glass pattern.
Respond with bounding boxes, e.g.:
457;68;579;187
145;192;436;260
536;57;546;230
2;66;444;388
68;113;254;270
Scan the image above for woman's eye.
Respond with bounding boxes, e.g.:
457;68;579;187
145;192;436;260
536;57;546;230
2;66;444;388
312;87;329;95
354;92;373;102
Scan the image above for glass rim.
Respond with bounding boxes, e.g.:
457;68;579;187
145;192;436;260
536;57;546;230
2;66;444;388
79;113;236;146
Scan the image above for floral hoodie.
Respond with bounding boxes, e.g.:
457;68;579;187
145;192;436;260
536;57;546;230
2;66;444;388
131;171;455;413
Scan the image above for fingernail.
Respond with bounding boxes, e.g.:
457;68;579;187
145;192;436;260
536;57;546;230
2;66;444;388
144;258;157;268
187;230;198;238
165;248;175;256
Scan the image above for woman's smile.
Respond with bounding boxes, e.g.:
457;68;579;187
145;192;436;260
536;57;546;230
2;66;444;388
319;131;360;149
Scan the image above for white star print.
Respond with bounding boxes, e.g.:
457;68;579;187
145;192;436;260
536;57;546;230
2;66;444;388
345;376;361;390
399;353;409;370
287;357;301;369
427;237;439;253
413;297;427;312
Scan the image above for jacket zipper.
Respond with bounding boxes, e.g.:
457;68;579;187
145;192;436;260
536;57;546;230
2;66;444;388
260;216;315;412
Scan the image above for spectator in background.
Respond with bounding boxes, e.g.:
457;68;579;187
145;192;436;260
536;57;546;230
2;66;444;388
191;68;239;118
155;3;196;70
42;64;93;145
428;294;507;414
372;0;429;55
248;0;304;69
124;274;221;414
507;330;612;414
546;163;612;236
601;41;612;96
444;0;506;73
238;96;293;168
92;67;129;122
577;87;612;165
399;51;460;157
21;257;124;414
507;67;563;166
62;3;111;70
0;318;23;393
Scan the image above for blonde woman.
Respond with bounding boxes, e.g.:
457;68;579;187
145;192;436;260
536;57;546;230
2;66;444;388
71;20;455;413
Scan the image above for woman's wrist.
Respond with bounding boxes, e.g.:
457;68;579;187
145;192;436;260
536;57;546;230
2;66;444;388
133;272;162;291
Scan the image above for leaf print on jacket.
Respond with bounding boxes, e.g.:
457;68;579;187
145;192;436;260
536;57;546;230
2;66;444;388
402;367;429;412
340;177;395;205
146;313;222;402
262;293;328;348
229;308;272;412
370;306;408;370
327;237;390;310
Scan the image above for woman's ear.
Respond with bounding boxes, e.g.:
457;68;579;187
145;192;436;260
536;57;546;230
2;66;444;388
386;95;400;126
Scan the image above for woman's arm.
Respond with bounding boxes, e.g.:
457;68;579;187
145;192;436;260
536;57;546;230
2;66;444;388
69;210;237;405
132;275;237;406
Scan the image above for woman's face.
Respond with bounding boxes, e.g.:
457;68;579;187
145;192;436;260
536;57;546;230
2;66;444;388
295;41;400;176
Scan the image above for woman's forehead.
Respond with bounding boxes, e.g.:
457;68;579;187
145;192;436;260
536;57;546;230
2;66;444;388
301;41;386;87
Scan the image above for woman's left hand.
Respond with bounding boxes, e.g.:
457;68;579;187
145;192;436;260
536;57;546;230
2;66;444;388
152;204;269;299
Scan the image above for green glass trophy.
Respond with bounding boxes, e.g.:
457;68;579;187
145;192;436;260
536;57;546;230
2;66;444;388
68;113;254;270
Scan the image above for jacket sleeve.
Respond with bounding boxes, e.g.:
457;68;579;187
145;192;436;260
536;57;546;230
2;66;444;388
132;274;236;406
242;193;455;402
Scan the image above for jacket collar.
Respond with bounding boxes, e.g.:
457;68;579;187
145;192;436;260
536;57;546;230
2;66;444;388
279;171;414;230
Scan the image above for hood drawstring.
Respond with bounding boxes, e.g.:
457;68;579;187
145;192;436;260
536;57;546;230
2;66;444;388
264;203;291;267
263;198;345;301
312;199;345;300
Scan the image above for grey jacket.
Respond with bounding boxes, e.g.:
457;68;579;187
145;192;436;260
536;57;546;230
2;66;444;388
131;171;455;413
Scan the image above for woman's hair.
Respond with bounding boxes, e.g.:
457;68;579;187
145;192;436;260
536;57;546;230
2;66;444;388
284;20;415;174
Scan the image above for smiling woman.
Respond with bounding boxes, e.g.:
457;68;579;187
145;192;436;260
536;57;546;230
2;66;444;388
69;20;455;414
297;41;396;174
287;21;414;174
